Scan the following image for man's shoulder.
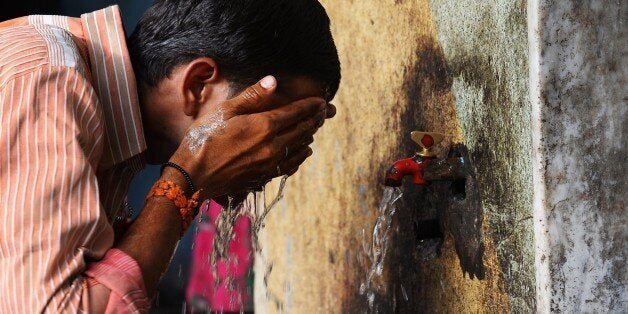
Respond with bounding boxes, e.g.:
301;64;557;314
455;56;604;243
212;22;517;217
0;20;88;86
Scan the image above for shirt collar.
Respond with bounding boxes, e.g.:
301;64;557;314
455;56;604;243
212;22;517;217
80;5;146;168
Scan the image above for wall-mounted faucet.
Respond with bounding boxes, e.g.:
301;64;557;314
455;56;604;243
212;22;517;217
384;131;444;187
384;131;485;279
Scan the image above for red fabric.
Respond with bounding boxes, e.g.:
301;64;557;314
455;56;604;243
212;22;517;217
186;200;253;312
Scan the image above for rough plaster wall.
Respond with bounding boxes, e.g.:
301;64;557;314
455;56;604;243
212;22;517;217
531;1;627;312
255;0;533;312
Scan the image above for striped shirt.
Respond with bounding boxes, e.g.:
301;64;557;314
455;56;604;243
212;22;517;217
0;5;149;313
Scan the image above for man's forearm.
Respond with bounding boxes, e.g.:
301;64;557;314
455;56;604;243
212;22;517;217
115;167;189;298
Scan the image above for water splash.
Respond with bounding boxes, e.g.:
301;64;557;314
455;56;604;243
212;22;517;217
400;284;408;301
213;196;238;259
249;176;288;250
358;186;403;311
198;176;289;311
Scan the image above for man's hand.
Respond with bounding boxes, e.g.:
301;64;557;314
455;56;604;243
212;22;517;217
169;76;329;199
120;76;333;297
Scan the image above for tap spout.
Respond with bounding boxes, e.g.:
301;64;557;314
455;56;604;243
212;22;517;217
384;154;433;187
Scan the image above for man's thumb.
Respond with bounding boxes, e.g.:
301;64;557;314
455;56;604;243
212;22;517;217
226;75;277;115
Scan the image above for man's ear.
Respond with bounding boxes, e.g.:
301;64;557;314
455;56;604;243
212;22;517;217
180;57;225;117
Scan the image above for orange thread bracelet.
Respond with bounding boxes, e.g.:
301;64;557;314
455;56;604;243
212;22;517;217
146;180;201;234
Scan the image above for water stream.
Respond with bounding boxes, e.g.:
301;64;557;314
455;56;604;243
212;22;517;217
358;186;403;311
183;180;403;313
192;176;289;311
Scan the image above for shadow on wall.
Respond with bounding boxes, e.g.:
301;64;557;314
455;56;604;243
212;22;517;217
340;33;462;312
386;35;514;312
391;37;461;313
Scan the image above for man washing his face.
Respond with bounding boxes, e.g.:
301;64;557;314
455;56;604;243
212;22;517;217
0;0;340;312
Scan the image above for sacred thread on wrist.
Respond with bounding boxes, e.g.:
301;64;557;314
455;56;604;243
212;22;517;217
146;180;201;235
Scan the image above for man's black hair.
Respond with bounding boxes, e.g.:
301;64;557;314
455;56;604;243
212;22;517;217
128;0;341;99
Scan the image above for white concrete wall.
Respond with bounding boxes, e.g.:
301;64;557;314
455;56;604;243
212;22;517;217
530;0;627;312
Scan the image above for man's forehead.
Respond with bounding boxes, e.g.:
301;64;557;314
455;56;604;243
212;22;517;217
274;76;327;103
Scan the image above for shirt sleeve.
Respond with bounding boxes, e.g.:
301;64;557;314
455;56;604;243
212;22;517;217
84;249;150;313
0;66;148;313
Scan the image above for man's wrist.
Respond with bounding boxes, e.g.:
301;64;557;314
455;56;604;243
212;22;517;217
160;166;192;195
163;162;195;188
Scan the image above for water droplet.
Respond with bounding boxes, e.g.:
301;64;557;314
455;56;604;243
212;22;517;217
401;284;408;301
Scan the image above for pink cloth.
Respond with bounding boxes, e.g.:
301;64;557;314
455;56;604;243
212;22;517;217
186;200;254;312
85;249;150;313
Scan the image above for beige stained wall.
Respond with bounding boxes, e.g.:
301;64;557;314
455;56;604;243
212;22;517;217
255;0;533;312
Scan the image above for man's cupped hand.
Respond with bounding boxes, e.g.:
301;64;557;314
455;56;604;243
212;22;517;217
169;75;333;200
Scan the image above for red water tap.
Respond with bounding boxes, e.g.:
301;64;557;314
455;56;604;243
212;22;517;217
384;131;444;187
385;154;434;186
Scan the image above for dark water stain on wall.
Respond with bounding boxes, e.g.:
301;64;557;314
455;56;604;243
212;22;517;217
385;30;532;312
341;35;509;313
341;22;526;314
390;38;455;312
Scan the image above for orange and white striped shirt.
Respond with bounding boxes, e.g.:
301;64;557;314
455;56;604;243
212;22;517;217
0;5;150;313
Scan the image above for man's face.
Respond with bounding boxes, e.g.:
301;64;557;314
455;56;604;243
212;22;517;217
141;75;326;164
255;76;326;110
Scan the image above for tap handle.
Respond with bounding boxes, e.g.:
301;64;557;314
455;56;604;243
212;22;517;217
411;131;445;157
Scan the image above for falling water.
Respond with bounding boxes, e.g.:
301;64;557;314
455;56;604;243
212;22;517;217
211;175;288;258
249;175;289;250
358;186;403;311
213;196;237;259
196;176;289;311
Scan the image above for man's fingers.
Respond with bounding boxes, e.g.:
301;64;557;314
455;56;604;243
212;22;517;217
325;103;336;119
273;112;321;154
225;75;277;115
262;97;326;134
279;146;313;177
288;135;314;153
